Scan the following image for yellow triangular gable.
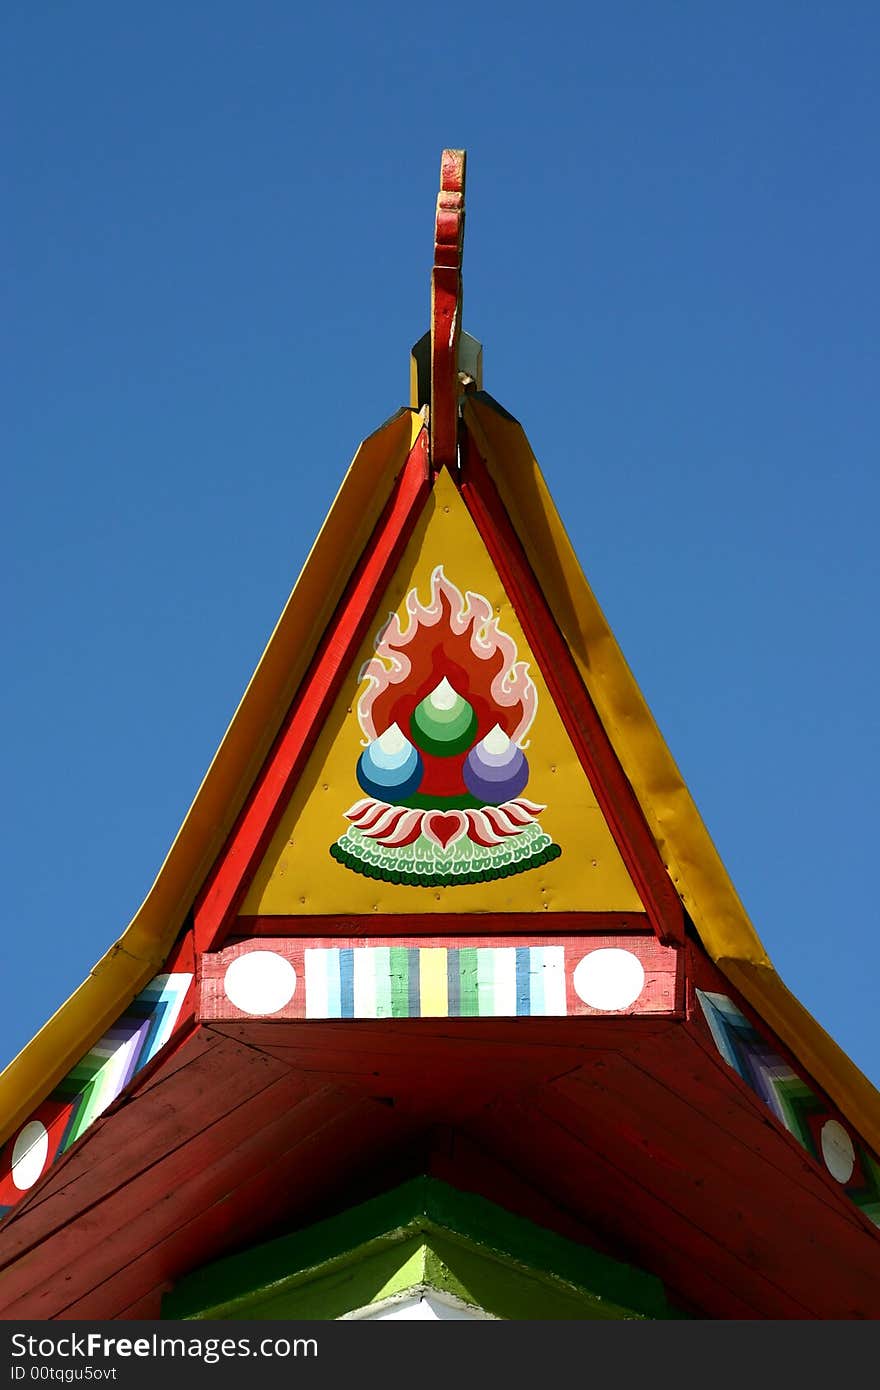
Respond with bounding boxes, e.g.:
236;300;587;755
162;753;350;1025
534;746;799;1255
242;468;643;916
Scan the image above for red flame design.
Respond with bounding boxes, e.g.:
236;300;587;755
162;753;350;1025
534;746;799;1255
357;567;537;799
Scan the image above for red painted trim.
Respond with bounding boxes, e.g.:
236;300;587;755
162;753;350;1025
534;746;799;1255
161;920;196;975
431;150;465;472
212;932;670;955
193;429;432;953
233;911;652;938
458;427;685;947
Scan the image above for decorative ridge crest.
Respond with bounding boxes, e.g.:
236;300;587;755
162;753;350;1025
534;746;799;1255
430;148;466;472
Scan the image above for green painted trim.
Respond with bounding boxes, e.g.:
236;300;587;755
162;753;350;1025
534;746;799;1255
163;1176;683;1321
185;1232;643;1321
458;948;479;1016
389;947;410;1019
223;1238;431;1321
418;1246;483;1314
426;1236;634;1321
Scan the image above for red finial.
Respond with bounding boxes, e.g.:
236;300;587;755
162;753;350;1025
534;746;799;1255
430;149;466;471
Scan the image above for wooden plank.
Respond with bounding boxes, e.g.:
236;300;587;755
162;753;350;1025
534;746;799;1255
551;1058;880;1299
210;1051;554;1124
234;911;652;937
619;1021;877;1225
110;1127;613;1322
200;1017;677;1129
131;1020;222;1093
0;1076;399;1317
541;1092;817;1315
427;1128;618;1255
113;1289;163;1319
209;1014;674;1049
225;1041;556;1083
0;1072;316;1297
463;1099;806;1318
51;1093;416;1320
213;1039;623;1093
0;1032;295;1247
207;1017;676;1074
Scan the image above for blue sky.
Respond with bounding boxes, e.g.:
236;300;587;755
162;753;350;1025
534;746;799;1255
2;3;878;1090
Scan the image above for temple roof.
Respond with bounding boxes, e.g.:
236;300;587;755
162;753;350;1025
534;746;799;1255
2;151;878;1321
1;389;877;1157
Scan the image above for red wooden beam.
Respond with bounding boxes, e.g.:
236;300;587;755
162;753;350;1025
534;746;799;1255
234;911;651;938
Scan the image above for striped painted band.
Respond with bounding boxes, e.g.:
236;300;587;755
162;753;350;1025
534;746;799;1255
303;945;566;1019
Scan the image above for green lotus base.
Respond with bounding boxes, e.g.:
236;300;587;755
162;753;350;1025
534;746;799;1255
330;822;562;886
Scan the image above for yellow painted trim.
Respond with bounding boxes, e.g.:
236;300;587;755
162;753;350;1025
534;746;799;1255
463;394;880;1154
0;409;426;1150
419;949;448;1017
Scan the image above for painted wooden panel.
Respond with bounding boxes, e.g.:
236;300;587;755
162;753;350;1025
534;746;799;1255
199;934;680;1022
687;948;880;1231
0;972;192;1221
553;1067;880;1284
161;1175;678;1321
464;1097;807;1318
0;1073;411;1320
4;1009;880;1319
203;1017;677;1130
237;470;644;918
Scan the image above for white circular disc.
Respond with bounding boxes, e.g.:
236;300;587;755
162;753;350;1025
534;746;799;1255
223;951;297;1016
820;1119;855;1184
11;1120;49;1191
572;949;645;1011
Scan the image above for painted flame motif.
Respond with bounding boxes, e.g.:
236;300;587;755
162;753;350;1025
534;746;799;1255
332;567;562;882
357;565;537;750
